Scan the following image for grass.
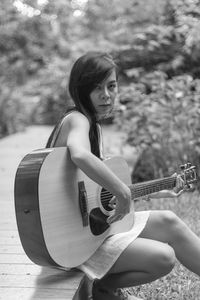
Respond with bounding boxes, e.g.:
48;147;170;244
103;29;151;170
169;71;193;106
126;190;200;300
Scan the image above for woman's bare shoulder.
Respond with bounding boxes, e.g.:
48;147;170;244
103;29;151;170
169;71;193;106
53;111;90;147
62;110;90;130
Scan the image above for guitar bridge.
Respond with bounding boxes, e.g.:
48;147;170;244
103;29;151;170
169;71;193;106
78;181;89;227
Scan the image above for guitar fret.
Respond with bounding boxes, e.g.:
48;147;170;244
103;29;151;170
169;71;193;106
130;177;176;199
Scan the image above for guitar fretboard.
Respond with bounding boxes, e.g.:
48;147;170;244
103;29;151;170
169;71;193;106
130;176;176;199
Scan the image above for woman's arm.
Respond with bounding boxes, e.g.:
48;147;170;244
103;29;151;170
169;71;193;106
148;189;183;199
65;113;132;224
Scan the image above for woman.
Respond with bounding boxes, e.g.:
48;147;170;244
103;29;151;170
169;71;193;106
46;52;200;300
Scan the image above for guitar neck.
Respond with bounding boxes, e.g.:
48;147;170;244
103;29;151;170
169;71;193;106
130;176;176;199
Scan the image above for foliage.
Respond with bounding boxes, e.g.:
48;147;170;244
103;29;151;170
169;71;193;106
174;0;200;61
117;72;200;186
84;0;166;46
114;0;200;78
113;24;182;76
0;86;30;136
0;0;54;136
1;0;200;139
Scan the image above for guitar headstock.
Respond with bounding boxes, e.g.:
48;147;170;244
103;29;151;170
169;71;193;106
180;162;197;187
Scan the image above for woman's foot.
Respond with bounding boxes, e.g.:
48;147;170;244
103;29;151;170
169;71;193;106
92;280;143;300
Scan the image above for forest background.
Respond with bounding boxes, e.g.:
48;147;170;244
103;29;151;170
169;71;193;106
1;0;200;298
1;0;200;183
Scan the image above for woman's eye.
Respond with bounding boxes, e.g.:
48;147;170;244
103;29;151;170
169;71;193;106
109;84;117;90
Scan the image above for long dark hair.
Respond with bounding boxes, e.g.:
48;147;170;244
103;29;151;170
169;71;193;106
46;51;117;157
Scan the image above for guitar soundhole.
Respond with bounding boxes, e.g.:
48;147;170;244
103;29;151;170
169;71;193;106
100;188;113;211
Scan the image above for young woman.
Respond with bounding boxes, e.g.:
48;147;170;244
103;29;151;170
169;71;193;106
46;52;200;300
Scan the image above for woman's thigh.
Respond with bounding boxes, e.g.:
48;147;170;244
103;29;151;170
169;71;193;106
108;237;175;275
139;210;186;243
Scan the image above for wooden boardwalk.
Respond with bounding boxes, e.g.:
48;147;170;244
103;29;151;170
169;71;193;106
0;126;87;300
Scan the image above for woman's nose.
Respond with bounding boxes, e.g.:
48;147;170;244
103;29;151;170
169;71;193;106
102;87;110;100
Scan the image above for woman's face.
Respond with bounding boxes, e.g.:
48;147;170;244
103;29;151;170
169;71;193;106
89;70;118;120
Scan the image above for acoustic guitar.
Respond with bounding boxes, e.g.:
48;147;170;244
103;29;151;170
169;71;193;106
14;147;197;269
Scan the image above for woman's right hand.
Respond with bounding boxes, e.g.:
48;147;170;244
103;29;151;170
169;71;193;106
107;188;132;224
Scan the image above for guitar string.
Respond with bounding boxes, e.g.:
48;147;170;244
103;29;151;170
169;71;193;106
100;177;175;197
85;171;193;201
83;177;177;204
80;183;180;212
85;183;175;208
100;178;176;195
100;182;176;204
82;173;193;205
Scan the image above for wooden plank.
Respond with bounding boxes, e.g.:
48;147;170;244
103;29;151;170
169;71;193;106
0;201;15;206
0;264;42;275
0;244;25;254
0;230;19;237
0;219;18;226
0;230;21;245
0;213;15;218
0;201;14;206
0;264;79;277
0;287;75;300
0;273;84;289
0;223;18;231
0;253;33;264
0;204;15;211
0;211;15;219
0;236;21;245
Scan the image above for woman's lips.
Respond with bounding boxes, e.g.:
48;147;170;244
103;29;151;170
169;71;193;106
99;104;111;108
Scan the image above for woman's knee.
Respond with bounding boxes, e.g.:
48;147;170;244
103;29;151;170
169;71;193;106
141;210;185;243
154;244;176;276
158;210;186;237
158;244;176;269
157;210;178;224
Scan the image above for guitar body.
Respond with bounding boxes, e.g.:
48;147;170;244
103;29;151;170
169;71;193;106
15;147;133;268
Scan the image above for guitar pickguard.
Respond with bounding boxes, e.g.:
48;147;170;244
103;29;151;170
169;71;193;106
89;208;109;235
89;188;114;235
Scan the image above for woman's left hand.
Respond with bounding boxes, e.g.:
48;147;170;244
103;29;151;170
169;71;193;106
143;173;187;200
173;173;185;194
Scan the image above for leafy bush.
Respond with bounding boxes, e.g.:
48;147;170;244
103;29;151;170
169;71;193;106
30;56;72;125
0;86;31;138
2;0;200;138
114;0;200;79
117;72;200;186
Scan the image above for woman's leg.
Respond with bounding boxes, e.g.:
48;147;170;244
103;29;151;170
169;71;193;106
92;236;175;299
96;237;176;289
93;210;200;299
139;210;200;276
